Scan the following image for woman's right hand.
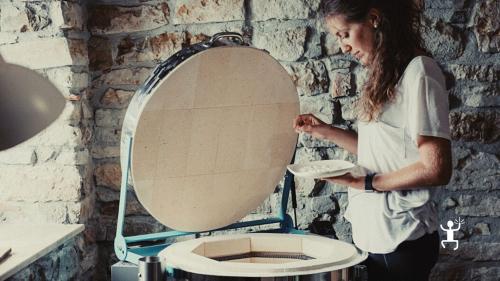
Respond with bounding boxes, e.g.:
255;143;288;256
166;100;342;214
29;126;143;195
293;114;331;140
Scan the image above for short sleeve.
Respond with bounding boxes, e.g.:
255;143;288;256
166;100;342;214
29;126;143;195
407;75;451;142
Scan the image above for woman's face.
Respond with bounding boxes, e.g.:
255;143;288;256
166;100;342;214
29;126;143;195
325;14;377;65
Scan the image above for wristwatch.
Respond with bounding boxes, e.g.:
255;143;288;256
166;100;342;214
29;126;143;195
365;172;377;192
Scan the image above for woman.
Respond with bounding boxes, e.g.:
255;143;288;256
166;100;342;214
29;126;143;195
293;0;452;280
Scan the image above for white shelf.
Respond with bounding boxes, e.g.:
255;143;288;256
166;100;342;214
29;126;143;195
0;223;84;280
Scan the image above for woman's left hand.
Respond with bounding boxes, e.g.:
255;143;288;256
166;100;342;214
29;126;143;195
321;173;365;190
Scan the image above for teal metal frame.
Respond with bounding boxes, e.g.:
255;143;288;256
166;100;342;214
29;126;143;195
114;136;302;265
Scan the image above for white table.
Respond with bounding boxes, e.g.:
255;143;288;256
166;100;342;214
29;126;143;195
0;224;84;280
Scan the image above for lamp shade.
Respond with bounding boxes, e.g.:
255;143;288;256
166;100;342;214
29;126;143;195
0;62;65;151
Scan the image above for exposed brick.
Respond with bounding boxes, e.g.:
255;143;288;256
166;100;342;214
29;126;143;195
88;36;113;71
253;26;307;61
0;147;36;165
185;31;211;45
100;88;134;108
174;0;244;24
298;94;335;126
99;194;148;216
473;222;491;236
93;68;152;87
447;64;499;82
456;84;500;108
421;17;464;60
115;32;185;65
95;109;126;128
339;95;359;121
0;38;75;69
0;201;83;224
425;0;466;9
468;0;500;53
0;165;82;202
89;4;170;35
44;67;89;90
450;111;499;143
94;128;121;146
447;151;499;191
250;0;320;21
54;148;90;166
25;119;84;147
329;69;352;98
25;2;52;32
284;60;329;96
60;1;85;31
122;216;166;237
147;32;185;59
441;197;458;210
0;32;18;45
96;186;119;203
34;146;89;166
95;163;122;190
0;3;29;32
41;67;89;97
456;195;500;217
322;32;342;56
68;39;89;66
91;146;120;159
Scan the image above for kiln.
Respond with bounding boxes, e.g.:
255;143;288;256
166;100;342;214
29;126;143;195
112;33;367;281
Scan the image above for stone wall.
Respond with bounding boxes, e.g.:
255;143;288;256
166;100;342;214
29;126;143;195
7;235;82;281
0;0;96;279
0;0;497;280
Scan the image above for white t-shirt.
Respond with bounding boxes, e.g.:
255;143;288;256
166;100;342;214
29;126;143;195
344;56;451;254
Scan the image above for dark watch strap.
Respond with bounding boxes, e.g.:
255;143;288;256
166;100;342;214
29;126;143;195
365;172;377;192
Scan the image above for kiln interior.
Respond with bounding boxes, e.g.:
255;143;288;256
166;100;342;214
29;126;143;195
189;236;347;264
193;237;315;263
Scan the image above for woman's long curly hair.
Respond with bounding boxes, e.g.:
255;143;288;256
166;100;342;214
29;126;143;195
319;0;425;121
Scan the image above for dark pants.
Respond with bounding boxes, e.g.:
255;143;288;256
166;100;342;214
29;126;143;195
362;231;440;281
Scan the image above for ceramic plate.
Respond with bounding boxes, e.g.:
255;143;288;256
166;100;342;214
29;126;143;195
287;160;356;179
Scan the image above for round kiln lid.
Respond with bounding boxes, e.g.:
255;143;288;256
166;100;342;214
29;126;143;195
131;46;299;232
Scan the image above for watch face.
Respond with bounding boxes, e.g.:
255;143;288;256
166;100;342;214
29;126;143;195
364;173;376;192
